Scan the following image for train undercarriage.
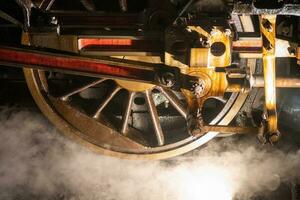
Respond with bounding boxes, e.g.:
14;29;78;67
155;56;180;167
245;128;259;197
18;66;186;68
0;0;299;159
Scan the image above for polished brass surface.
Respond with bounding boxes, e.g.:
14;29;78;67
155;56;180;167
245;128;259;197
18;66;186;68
181;68;227;109
187;26;210;38
260;15;278;136
252;76;300;88
113;56;158;92
166;26;230;110
208;28;231;68
116;80;154;92
200;125;258;136
190;48;209;67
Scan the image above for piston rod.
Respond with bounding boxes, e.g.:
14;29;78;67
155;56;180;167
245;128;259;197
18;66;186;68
252;76;300;88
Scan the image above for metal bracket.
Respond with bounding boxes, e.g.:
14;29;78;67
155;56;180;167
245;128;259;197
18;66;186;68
259;14;280;143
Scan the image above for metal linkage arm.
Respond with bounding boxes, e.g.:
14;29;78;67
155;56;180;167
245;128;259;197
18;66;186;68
0;45;185;89
259;15;280;142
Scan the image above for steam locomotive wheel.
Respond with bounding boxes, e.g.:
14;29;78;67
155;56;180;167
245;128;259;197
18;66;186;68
22;15;255;160
23;63;248;159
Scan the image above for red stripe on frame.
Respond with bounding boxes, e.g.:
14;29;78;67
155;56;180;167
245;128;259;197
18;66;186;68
0;48;147;79
78;38;132;49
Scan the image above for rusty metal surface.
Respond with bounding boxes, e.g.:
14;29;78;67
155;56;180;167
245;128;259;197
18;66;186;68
233;3;300;16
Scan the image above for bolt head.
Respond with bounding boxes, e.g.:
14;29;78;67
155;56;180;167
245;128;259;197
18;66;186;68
194;80;206;97
225;29;231;36
161;72;175;87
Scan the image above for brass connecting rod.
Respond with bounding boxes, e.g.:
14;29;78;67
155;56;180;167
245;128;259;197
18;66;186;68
260;14;279;141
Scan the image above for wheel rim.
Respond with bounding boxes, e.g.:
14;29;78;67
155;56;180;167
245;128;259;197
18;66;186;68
24;66;246;159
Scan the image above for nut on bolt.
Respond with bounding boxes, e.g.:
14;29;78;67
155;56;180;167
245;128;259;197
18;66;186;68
258;114;281;144
268;131;281;144
161;72;175;87
193;79;206;98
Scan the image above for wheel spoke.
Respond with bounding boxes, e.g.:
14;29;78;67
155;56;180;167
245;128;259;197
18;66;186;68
80;0;96;11
39;0;56;10
211;96;227;104
93;86;122;119
156;86;188;119
121;91;135;135
119;0;128;12
60;79;106;101
145;90;165;146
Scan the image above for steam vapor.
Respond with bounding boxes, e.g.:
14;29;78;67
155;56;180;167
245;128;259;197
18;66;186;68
0;108;299;200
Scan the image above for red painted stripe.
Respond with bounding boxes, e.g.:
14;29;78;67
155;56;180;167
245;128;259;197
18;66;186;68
78;38;132;49
0;48;149;79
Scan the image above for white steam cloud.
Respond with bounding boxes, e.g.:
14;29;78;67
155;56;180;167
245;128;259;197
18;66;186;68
0;108;299;200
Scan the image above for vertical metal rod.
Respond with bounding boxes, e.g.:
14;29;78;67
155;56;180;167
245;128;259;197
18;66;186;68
15;0;32;27
121;91;135;134
60;79;106;101
145;90;165;146
93;86;121;119
157;86;188;119
260;15;278;135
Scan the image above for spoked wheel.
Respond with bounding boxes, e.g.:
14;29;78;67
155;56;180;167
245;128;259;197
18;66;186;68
24;63;248;159
22;3;255;159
